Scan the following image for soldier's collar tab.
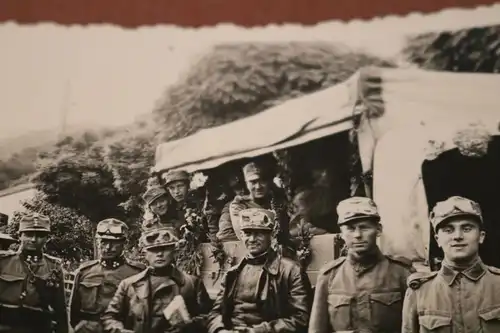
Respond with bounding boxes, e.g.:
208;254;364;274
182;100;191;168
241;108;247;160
440;260;486;285
100;257;125;269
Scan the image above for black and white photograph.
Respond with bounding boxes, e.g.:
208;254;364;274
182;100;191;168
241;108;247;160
1;3;500;332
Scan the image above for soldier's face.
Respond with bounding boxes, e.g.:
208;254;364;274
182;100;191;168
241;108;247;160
150;196;169;215
340;219;381;254
99;239;125;259
241;229;272;256
246;178;269;199
167;181;189;203
20;231;49;251
435;217;485;263
145;246;175;268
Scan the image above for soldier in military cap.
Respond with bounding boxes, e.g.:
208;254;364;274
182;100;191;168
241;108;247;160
69;218;145;333
229;161;291;248
143;185;171;218
143;186;184;236
147;170;211;241
309;197;415;333
207;208;312;333
0;212;69;333
163;170;190;204
402;196;500;332
102;222;212;333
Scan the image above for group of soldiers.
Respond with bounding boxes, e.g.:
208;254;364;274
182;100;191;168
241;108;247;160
1;190;499;332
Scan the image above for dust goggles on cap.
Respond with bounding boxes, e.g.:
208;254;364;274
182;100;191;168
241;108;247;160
96;223;125;236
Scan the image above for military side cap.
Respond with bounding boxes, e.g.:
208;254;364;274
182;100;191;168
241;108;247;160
240;208;275;231
242;162;265;182
142;186;168;205
96;218;128;240
162;170;189;186
337;197;380;225
430;196;482;230
140;227;179;250
19;212;51;233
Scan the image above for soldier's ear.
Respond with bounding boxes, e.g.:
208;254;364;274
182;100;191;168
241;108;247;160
434;233;442;248
479;230;486;244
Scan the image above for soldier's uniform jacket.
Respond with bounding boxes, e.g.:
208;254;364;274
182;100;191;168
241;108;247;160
207;250;312;333
309;250;414;333
101;265;212;333
0;250;68;333
68;258;145;333
402;259;500;333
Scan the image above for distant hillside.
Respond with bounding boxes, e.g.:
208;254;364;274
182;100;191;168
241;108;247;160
0;129;58;160
0;121;136;191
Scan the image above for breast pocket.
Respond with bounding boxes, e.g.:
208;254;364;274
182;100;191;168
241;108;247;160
370;292;403;330
79;280;102;312
419;314;452;333
0;274;25;304
327;294;353;331
479;307;500;333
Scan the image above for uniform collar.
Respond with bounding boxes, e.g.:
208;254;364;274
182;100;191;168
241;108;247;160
100;256;125;269
347;246;384;274
19;250;43;264
440;259;486;285
233;250;280;276
131;265;186;286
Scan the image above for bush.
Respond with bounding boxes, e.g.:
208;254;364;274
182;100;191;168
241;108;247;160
402;25;500;73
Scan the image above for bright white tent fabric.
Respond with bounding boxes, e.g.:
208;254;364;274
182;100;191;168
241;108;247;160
361;67;500;263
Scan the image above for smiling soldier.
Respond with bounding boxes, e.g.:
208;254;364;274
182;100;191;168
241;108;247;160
69;218;145;333
207;208;311;333
309;197;415;333
402;196;500;333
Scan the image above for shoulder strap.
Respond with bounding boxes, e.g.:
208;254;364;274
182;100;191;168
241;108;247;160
0;250;15;259
125;258;147;270
487;266;500;275
320;256;346;276
386;255;413;268
407;271;438;290
76;259;99;273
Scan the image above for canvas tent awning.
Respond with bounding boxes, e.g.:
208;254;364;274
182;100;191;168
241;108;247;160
154;70;366;174
154;66;500;174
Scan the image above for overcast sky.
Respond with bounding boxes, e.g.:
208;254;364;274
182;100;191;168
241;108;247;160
0;4;499;141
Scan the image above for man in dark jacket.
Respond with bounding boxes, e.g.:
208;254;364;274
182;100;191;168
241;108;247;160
102;223;212;333
69;218;145;333
207;208;312;333
0;213;68;333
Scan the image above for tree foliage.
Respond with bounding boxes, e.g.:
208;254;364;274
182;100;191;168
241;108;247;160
153;42;393;142
33;132;125;223
6;192;94;270
402;25;500;72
